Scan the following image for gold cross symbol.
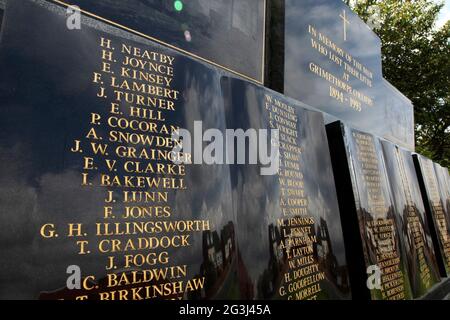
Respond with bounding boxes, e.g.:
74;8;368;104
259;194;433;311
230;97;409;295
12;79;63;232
340;9;350;41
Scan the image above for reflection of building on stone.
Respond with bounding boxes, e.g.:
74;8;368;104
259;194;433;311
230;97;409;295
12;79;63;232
361;206;400;263
400;204;440;292
257;223;286;299
316;218;339;281
315;218;350;292
39;222;237;301
203;231;224;272
197;221;236;298
361;208;379;263
387;206;399;253
269;224;286;267
402;206;427;254
254;217;349;299
201;221;235;276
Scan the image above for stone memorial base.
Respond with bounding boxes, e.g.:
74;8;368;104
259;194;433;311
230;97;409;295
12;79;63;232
420;278;450;300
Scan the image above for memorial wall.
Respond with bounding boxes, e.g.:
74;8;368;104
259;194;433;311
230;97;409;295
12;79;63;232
223;78;351;300
270;0;415;150
0;0;239;300
0;0;449;300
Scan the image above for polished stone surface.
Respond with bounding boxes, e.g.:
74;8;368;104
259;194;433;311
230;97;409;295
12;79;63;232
326;122;413;300
419;277;450;300
51;0;266;84
433;163;450;265
0;0;4;25
376;80;414;149
434;163;450;221
0;0;237;300
446;168;450;195
413;155;450;277
443;166;450;222
446;168;450;194
277;0;414;150
223;79;351;300
381;141;440;297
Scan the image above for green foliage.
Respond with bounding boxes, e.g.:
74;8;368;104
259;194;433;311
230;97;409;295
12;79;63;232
344;0;450;166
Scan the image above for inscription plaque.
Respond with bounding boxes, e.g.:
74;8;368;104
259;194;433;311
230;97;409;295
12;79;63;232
442;166;450;223
434;163;450;225
0;0;238;300
223;79;351;300
381;141;440;297
270;0;414;150
413;155;450;277
51;0;266;84
326;122;413;300
284;0;382;113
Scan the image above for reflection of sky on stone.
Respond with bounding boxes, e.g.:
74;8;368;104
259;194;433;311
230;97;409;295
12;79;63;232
381;141;428;222
381;141;408;217
410;155;433;242
444;168;450;199
0;70;234;297
343;126;393;219
0;145;37;299
376;139;397;208
0;0;236;298
170;70;234;269
299;111;347;265
417;156;441;204
289;2;381;60
231;85;279;290
64;0;264;82
284;0;413;150
0;145;117;298
285;0;382;102
377;81;414;149
418;157;450;257
382;142;442;290
232;82;348;294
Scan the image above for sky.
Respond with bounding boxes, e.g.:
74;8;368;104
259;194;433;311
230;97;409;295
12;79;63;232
436;0;450;29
